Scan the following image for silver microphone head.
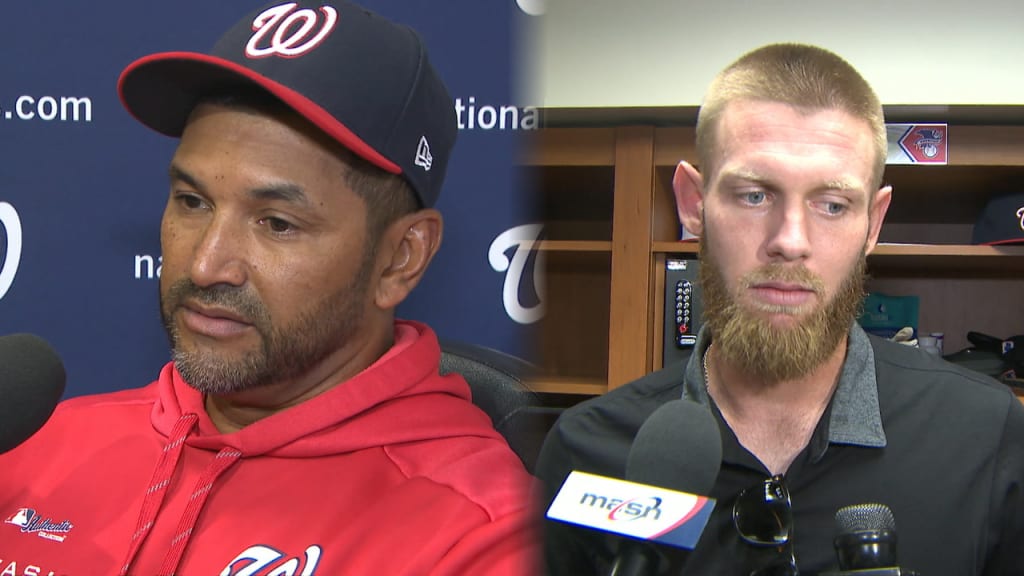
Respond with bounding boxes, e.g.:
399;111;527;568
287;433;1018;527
836;502;896;534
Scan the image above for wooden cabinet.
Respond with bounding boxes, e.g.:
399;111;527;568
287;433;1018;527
524;119;1024;396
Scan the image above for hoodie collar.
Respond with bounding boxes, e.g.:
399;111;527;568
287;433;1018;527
149;320;483;457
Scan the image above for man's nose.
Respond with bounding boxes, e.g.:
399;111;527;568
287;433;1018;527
764;201;811;262
188;215;248;288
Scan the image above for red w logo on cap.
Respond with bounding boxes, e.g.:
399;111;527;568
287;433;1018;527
245;3;338;59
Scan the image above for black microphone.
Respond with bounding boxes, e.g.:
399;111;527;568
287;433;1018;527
822;503;919;576
609;399;723;576
0;333;66;454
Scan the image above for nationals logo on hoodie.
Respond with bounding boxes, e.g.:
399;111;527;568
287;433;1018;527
220;545;323;576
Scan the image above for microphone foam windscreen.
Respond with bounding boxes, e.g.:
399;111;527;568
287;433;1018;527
835;502;896;534
625;399;722;495
0;333;66;454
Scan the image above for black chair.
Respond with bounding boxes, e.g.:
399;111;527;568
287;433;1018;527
439;340;560;472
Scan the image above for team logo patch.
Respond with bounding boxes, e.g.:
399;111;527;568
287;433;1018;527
4;507;74;543
245;3;339;59
898;125;947;163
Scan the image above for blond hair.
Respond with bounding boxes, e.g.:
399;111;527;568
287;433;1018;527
696;43;886;190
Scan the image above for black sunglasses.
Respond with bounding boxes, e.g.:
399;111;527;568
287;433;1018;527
733;475;799;576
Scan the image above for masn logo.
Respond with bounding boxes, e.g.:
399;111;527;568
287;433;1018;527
579;493;663;522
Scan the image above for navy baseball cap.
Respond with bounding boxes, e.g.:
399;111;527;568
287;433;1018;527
972;192;1024;245
118;0;457;208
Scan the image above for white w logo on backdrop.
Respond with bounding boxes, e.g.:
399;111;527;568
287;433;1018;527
245;3;338;59
0;202;22;302
516;0;546;16
489;223;546;325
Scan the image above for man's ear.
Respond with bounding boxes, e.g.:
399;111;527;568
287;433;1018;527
865;185;893;254
373;209;443;310
672;161;705;237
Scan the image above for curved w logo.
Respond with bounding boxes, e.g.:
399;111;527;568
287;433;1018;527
488;223;546;325
245;3;338;59
0;202;22;302
220;544;322;576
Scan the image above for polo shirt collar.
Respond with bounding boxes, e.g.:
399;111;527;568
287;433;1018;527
681;323;886;452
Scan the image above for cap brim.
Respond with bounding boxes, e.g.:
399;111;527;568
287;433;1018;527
117;52;401;175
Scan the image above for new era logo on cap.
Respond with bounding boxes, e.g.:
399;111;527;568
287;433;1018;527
414;136;432;171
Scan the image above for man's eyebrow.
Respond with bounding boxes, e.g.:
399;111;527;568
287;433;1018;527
819;179;862;193
248;184;311;207
168;164;203;192
718;168;771;187
719;168;862;192
168;164;312;207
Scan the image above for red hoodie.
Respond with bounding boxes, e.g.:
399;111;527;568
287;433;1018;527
0;321;539;575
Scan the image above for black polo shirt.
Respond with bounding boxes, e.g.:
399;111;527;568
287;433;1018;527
537;324;1024;575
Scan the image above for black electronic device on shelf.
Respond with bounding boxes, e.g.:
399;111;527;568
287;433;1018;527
662;257;703;367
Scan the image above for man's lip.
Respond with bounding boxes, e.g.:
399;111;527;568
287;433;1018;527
178;304;255;340
750;281;814;292
181;302;251;325
748;283;816;308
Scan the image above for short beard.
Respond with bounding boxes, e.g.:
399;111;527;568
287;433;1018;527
699;241;866;382
160;249;374;396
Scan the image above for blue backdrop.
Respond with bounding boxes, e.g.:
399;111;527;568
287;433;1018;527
0;1;542;399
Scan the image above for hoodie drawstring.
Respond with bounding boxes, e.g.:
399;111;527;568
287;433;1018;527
119;413;198;575
119;413;244;575
158;446;242;575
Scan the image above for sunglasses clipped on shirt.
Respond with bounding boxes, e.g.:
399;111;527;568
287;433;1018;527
733;474;799;576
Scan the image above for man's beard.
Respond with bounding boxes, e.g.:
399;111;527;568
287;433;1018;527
160;253;374;396
699;240;867;382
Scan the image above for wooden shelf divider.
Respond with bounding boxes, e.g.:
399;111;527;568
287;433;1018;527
606;127;657;389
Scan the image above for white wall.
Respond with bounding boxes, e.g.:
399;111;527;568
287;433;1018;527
523;0;1024;108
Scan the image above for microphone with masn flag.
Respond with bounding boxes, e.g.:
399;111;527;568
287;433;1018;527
546;399;722;576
